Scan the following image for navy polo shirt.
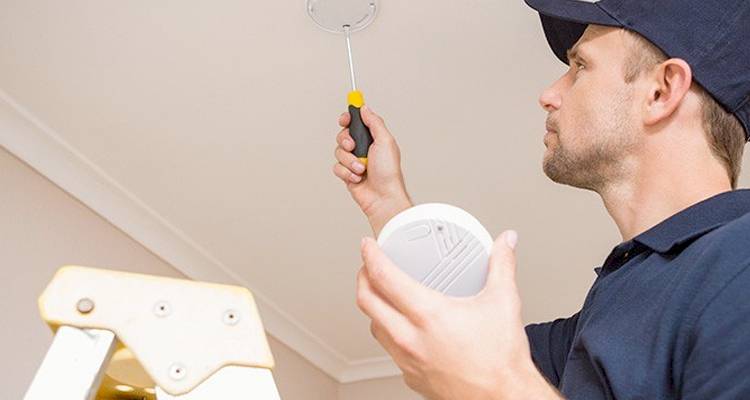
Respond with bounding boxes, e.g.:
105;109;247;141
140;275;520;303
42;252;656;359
526;189;750;399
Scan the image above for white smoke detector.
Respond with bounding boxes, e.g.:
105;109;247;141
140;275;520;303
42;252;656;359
377;204;493;297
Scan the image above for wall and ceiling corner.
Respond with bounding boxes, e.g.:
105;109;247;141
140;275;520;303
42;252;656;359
0;88;400;384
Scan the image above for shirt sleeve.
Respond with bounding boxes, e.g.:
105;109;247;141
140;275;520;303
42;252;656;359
524;312;580;387
681;265;750;399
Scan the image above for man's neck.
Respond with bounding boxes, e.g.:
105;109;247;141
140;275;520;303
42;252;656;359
597;161;732;243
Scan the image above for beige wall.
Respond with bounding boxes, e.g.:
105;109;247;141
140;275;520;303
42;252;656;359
269;336;339;399
1;146;406;399
0;146;186;399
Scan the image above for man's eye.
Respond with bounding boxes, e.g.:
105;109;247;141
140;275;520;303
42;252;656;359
569;61;585;76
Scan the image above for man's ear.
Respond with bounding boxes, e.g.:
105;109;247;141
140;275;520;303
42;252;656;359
643;58;693;126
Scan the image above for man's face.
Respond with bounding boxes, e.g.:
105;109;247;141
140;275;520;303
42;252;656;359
539;25;641;191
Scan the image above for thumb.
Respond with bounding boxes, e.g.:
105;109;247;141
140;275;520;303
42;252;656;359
482;230;519;294
360;105;391;142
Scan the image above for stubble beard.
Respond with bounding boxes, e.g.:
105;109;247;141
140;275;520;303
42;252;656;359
543;90;637;192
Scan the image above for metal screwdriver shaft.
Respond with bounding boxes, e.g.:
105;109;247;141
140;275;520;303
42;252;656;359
344;25;357;91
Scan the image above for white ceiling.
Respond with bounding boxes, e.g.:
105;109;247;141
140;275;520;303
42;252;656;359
2;0;748;382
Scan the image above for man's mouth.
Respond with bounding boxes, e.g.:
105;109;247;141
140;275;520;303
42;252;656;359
545;122;558;136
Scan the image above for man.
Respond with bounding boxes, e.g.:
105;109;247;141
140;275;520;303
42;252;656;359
332;0;750;398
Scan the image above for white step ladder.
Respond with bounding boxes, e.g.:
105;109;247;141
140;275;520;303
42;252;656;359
24;266;282;400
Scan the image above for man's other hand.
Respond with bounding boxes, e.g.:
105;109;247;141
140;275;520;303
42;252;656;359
356;231;563;400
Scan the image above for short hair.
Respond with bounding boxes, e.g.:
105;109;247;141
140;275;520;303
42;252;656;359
622;29;746;189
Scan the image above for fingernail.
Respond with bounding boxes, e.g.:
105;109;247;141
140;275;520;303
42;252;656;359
344;139;354;149
505;230;518;249
350;173;362;183
352;161;365;173
362;105;371;113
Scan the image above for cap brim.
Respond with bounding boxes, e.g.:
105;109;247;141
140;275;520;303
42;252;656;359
524;0;622;64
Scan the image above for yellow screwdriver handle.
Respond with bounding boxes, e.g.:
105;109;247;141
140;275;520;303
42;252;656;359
347;90;373;167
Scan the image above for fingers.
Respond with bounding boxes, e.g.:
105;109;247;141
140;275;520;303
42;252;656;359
338;111;351;128
360;105;391;142
360;237;438;324
480;230;519;296
357;267;414;336
357;249;423;377
333;162;362;184
336;106;394;152
333;124;366;183
369;321;419;370
336;128;355;152
335;146;366;173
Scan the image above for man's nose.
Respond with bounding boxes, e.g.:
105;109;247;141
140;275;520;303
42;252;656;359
539;78;563;112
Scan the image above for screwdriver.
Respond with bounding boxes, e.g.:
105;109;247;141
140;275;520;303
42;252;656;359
343;24;373;167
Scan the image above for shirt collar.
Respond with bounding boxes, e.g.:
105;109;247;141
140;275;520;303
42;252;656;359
633;189;750;254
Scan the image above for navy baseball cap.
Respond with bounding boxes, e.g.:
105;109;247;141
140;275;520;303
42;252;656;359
524;0;750;141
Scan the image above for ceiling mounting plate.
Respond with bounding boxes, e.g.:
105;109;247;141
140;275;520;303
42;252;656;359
306;0;378;34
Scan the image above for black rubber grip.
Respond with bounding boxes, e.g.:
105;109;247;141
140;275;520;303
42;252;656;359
349;105;373;159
